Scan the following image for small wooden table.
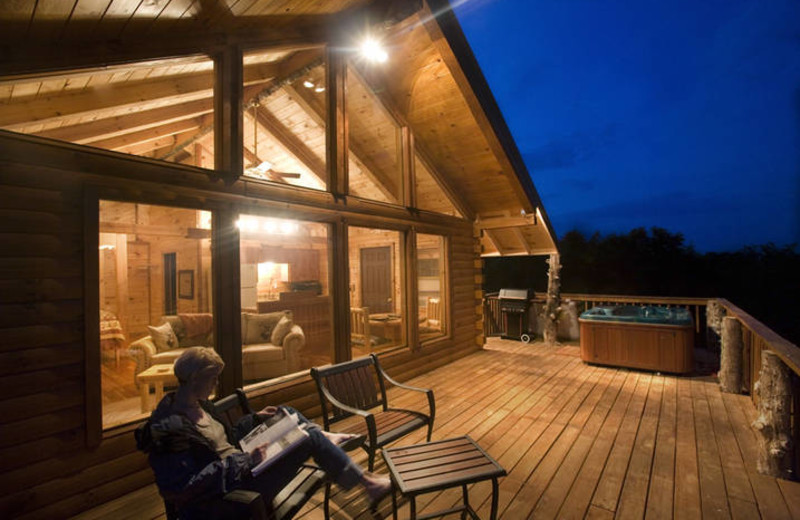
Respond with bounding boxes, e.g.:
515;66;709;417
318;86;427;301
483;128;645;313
382;436;506;520
137;364;178;412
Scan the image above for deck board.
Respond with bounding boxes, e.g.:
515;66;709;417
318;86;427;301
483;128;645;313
72;338;798;520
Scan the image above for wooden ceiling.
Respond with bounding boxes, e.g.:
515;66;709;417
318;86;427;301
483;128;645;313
0;0;557;256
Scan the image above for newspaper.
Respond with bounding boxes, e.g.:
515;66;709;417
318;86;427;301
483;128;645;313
238;411;308;476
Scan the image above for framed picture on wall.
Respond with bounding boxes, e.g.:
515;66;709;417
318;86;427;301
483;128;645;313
178;270;194;299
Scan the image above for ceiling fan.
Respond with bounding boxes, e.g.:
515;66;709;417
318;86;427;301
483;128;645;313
244;160;302;180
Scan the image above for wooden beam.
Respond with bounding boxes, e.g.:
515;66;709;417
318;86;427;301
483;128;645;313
88;118;203;152
33;98;214;145
483;229;505;255
325;45;347;196
476;215;537;230
83;186;101;448
213;208;243;392
513;227;532;255
0;15;331;77
0;62;278;130
215;45;244;179
331;220;350;363
251;106;327;185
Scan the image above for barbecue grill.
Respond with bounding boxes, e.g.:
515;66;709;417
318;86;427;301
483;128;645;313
498;288;535;342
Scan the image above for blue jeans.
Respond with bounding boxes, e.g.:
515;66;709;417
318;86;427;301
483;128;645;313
241;406;362;501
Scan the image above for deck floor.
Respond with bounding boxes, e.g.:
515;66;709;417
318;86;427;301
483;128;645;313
73;338;800;520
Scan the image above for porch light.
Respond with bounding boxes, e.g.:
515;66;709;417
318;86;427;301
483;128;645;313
360;37;388;63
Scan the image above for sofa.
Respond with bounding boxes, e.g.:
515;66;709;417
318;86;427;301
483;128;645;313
128;311;304;383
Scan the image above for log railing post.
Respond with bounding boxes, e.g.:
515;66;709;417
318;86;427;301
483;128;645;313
720;316;744;393
752;350;795;479
706;299;726;353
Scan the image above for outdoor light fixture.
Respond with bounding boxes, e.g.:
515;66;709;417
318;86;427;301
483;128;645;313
303;80;314;88
359;37;388;63
314;86;325;93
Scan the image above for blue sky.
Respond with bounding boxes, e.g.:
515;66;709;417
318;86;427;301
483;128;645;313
453;0;800;252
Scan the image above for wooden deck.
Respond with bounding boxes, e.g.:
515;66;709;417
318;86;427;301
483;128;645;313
73;338;800;520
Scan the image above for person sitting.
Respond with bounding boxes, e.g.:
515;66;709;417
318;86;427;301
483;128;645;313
135;347;391;519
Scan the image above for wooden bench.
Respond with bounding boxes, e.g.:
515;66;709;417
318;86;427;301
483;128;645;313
156;389;328;520
311;354;435;471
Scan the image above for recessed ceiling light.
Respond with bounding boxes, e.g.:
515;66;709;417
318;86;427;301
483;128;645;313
303;80;314;88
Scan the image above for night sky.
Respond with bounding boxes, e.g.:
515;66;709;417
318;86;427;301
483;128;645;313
452;0;800;252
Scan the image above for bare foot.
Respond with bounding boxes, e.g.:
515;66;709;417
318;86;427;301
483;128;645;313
362;471;392;505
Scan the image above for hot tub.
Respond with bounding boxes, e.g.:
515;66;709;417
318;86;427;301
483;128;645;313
579;305;694;373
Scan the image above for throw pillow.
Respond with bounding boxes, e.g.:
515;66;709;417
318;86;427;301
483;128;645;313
245;312;284;344
271;314;294;345
148;322;178;352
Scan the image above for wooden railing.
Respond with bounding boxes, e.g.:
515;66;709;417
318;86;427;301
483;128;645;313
716;298;800;476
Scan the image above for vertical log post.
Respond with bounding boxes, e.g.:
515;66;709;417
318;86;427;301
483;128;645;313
706;299;726;353
752;350;794;479
720;316;744;393
543;254;561;346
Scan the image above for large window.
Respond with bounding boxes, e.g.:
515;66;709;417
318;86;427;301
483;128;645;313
99;202;213;428
238;214;332;383
346;64;403;204
3;55;216;168
241;47;327;191
417;234;447;341
348;227;405;357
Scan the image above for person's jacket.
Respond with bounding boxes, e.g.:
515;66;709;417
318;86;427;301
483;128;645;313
135;393;260;518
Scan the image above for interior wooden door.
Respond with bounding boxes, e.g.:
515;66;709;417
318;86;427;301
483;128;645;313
360;246;392;314
127;241;151;339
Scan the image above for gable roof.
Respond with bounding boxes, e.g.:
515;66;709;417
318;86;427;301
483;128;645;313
0;0;557;256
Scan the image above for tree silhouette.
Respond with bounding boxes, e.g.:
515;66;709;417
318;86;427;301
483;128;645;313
483;227;798;344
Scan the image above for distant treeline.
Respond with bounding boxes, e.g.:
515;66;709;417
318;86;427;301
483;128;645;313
483;227;799;345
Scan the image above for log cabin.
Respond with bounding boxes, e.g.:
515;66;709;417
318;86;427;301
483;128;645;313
0;1;558;517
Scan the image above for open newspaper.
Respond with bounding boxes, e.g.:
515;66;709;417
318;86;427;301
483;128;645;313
239;411;309;476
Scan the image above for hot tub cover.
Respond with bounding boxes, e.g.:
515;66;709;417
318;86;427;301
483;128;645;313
579;305;693;326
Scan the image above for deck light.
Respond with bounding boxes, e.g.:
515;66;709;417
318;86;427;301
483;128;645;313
360;37;388;63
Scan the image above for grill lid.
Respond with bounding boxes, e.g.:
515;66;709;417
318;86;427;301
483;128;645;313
498;288;533;300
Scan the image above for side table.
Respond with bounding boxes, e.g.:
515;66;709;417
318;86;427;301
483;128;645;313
137;364;178;412
382;435;506;520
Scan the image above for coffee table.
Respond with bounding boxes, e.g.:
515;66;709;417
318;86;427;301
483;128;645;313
382;436;506;520
137;364;178;412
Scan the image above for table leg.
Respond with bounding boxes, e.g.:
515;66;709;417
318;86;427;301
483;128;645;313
391;488;398;520
462;484;469;520
154;381;164;407
490;478;499;520
409;496;416;520
139;381;150;413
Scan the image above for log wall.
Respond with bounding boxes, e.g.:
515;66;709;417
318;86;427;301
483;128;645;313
0;131;481;519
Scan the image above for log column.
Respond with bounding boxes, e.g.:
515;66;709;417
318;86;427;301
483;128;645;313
706;299;726;352
752;350;794;479
543;253;561;345
720;316;744;393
